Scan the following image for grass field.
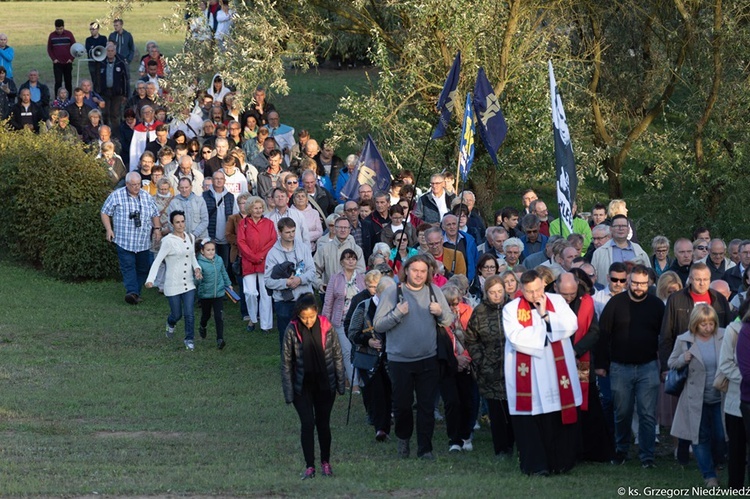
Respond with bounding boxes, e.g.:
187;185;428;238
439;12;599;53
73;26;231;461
0;256;727;495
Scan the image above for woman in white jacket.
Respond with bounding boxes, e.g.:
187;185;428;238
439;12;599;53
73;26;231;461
146;211;202;350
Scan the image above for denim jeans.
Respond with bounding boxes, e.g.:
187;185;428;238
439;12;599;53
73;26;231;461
274;299;295;351
167;289;196;341
115;244;152;296
610;360;660;463
694;402;727;479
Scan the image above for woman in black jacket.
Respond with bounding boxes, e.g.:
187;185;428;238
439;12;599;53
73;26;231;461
281;293;345;480
349;274;394;443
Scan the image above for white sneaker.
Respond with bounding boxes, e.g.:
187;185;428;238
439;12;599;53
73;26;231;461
165;323;175;339
473;421;481;430
184;340;194;351
449;444;462;452
462;439;473;452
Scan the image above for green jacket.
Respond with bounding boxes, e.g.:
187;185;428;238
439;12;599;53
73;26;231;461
464;298;507;400
196;254;231;299
549;216;593;254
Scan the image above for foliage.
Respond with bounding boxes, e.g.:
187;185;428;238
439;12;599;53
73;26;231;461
0;124;110;266
42;203;120;281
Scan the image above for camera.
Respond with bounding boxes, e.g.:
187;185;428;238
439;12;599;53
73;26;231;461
129;211;141;228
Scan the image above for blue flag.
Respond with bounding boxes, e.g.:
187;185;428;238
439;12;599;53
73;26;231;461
339;135;392;201
473;67;507;164
548;60;577;234
432;52;461;140
457;93;475;182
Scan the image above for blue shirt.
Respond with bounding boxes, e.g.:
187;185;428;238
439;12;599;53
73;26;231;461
101;187;159;252
612;242;636;264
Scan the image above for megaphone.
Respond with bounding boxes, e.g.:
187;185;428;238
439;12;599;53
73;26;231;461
90;45;106;62
70;43;86;59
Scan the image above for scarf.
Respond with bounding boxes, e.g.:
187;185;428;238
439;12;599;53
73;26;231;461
572;294;594;411
516;296;577;424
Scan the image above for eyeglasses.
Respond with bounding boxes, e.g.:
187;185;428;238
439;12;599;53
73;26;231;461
611;225;628;229
592;236;608;241
610;277;627;283
655;248;668;253
334;226;350;231
430;181;444;186
631;281;649;288
482;265;497;270
427;241;442;247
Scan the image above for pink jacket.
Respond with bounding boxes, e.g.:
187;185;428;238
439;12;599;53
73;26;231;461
322;271;365;327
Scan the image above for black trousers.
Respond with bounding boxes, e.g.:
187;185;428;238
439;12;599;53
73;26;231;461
440;368;474;446
388;356;440;456
103;94;125;131
486;398;514;455
359;362;392;434
53;62;72;96
512;411;579;475
199;297;224;340
292;376;335;468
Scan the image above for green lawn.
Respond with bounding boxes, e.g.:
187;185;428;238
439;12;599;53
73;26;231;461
0;257;722;495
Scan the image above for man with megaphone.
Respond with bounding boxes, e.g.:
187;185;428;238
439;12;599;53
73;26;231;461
85;22;107;93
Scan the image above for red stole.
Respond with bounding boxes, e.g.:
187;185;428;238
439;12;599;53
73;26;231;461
515;296;578;424
573;294;594;411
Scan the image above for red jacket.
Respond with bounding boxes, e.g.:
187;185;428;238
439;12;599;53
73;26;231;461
237;216;277;275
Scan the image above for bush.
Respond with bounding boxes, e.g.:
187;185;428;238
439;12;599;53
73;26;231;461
0;125;110;266
42;203;120;281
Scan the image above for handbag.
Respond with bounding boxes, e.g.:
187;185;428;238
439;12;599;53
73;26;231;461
713;372;729;393
665;341;692;397
352;349;379;372
664;367;688;396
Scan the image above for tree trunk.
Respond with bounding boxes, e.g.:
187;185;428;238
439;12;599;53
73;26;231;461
604;156;623;199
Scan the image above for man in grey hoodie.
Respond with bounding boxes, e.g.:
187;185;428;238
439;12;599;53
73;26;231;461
373;254;452;460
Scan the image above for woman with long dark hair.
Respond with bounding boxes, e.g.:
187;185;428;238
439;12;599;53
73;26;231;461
281;293;345;479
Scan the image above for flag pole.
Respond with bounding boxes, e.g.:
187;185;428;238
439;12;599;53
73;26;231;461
390;122;438;273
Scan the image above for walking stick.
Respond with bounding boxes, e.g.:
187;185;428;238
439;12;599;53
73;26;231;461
346;366;356;425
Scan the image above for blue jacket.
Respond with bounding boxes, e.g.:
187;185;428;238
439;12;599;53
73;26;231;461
335;169;351;203
196;254;231;299
444;230;479;282
98;55;130;97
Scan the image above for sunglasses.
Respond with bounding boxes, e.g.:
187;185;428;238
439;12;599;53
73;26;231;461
610;277;627;283
695;246;708;251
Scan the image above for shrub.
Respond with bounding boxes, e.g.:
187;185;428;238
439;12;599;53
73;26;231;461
0;126;110;266
42;203;120;281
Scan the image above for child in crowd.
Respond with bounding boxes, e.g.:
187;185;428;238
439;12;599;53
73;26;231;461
196;239;232;349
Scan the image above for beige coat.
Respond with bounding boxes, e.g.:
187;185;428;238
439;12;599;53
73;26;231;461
668;329;725;444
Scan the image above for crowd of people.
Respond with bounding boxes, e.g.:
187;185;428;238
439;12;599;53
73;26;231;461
7;9;750;486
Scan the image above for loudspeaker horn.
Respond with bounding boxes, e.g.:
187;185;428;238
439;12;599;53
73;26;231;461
91;45;106;62
70;43;86;59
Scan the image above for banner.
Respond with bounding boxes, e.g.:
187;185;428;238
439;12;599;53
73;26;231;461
548;60;577;234
339;135;392;201
473;67;507;164
457;93;475;182
432;52;461;139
